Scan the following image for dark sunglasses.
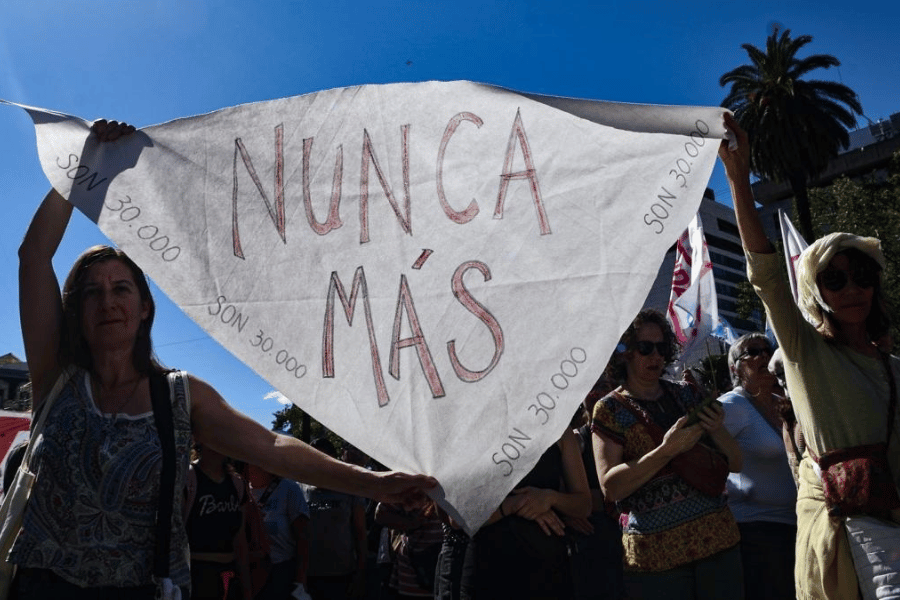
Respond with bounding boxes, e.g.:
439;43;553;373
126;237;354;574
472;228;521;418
634;340;668;357
737;346;772;361
819;266;878;292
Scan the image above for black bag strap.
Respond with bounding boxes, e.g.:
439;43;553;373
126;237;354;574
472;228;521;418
879;351;897;446
149;371;176;579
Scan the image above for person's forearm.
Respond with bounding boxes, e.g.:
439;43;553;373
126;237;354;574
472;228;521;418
195;395;385;499
545;488;591;519
266;434;375;496
708;429;743;473
728;173;773;255
19;189;72;264
483;496;517;525
719;114;773;255
18;189;71;399
601;447;674;502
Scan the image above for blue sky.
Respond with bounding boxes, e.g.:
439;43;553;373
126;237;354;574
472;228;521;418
1;0;897;429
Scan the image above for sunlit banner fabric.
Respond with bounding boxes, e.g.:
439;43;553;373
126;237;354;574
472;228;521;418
3;81;726;532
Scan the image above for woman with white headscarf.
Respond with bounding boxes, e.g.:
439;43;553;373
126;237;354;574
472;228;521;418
719;113;900;600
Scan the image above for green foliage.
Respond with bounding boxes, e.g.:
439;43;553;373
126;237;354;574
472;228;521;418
735;233;786;323
735;280;764;322
271;404;346;450
691;354;732;396
720;27;862;239
809;150;900;340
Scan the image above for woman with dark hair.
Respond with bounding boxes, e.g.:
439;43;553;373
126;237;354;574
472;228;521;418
569;373;625;600
8;120;436;598
720;112;900;599
459;428;591;599
718;333;797;600
592;309;743;599
185;444;253;600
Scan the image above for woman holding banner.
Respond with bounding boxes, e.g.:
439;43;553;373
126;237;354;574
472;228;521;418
720;113;900;600
592;309;743;599
8;120;436;598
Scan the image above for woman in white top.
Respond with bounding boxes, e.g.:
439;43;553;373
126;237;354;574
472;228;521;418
719;333;797;600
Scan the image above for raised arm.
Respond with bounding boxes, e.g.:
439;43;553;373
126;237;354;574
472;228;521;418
190;377;437;505
18;120;136;403
719;113;774;255
18;188;72;402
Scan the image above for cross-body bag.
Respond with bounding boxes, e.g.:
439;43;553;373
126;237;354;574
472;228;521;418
0;367;73;600
814;352;900;600
814;352;900;517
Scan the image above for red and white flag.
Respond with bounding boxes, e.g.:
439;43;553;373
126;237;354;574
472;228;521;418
778;209;809;305
668;214;718;363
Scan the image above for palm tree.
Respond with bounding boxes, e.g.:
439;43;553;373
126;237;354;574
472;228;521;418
720;28;862;239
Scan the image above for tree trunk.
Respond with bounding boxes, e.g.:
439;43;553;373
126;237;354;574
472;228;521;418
789;172;815;241
301;412;311;443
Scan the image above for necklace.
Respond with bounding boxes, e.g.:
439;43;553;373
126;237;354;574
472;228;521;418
94;374;145;460
744;387;783;433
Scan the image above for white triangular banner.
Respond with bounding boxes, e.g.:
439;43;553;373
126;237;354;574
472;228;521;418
4;81;725;533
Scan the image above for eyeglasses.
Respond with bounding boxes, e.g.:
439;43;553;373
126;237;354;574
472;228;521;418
737;346;772;362
634;340;668;357
819;266;878;292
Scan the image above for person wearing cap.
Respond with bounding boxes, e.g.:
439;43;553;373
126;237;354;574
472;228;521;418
720;113;900;600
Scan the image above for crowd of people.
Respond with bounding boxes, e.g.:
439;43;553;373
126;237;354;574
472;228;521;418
0;114;896;600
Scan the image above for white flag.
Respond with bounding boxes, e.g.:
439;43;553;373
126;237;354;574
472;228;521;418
2;82;726;533
668;214;719;362
778;209;809;305
711;315;739;346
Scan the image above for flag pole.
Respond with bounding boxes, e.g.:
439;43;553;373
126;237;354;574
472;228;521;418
705;338;719;397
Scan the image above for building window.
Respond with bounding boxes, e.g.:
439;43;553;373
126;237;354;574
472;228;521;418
706;233;744;255
712;266;747;285
719;299;738;313
715;282;739;299
710;251;745;271
717;219;740;237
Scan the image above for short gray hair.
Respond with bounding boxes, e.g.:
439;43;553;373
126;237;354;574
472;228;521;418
727;333;774;387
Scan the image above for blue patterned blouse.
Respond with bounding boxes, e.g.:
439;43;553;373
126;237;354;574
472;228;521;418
10;368;192;588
